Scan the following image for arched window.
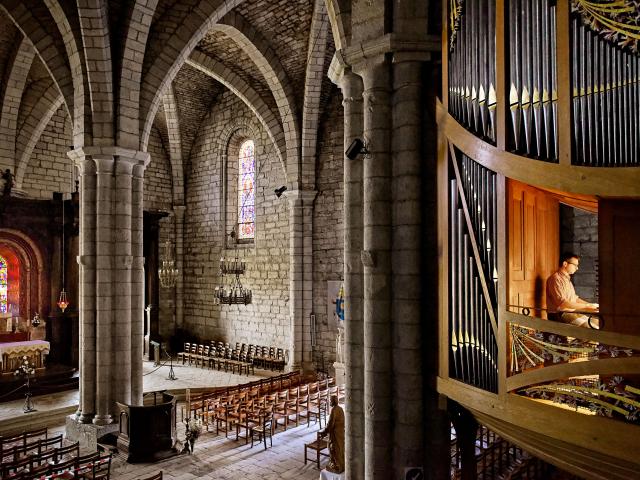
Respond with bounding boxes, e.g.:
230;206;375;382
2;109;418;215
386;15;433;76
0;255;7;313
237;139;256;241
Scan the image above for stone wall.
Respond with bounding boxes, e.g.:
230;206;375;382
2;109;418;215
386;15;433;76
560;205;598;301
21;105;74;198
145;126;176;339
312;90;344;372
183;91;290;349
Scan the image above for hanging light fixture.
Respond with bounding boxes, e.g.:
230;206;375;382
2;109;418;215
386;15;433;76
57;198;69;312
215;228;252;305
158;240;179;288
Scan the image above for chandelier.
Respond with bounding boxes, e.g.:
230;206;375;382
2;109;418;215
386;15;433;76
215;228;252;305
158;241;179;288
57;198;69;312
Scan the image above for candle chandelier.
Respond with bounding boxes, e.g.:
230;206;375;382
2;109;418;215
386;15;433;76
158;241;179;288
57;198;69;312
215;228;252;305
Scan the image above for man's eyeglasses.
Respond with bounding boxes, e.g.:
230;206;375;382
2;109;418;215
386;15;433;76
566;260;579;267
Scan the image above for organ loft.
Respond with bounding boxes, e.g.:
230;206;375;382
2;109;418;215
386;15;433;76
0;0;638;479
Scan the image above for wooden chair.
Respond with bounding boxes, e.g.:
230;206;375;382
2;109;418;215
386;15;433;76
49;457;77;476
235;406;261;444
177;342;190;364
24;461;50;479
272;400;289;432
216;404;240;438
82;453;112;480
304;432;329;470
1;455;32;479
307;391;327;428
52;442;79;464
250;413;273;450
23;428;48;445
38;435;64;456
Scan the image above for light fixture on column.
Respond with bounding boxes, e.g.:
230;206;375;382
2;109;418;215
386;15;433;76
215;228;252;305
57;198;69;313
158;240;179;288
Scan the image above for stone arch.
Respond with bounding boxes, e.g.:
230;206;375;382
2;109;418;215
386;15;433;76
139;0;248;151
325;0;351;51
117;0;158;149
0;38;35;169
76;0;114;143
42;0;90;146
186;52;287;172
14;88;65;188
300;0;330;189
214;12;300;187
0;228;47;323
161;84;185;205
0;1;74;122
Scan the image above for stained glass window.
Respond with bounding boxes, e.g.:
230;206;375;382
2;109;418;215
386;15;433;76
237;139;255;240
0;256;7;314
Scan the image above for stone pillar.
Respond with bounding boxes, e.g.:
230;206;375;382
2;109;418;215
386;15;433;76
131;163;145;404
356;56;393;480
67;147;149;427
285;189;317;371
93;155;114;425
333;66;365;480
391;58;426;476
173;205;186;331
75;156;96;423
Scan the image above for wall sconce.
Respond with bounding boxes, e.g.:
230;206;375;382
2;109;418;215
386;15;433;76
275;186;287;198
345;138;369;160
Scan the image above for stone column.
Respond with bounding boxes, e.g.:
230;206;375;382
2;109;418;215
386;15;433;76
173;205;186;331
74;155;97;423
356;56;393;480
66;147;149;427
131;163;145;404
391;57;426;476
93;155;114;425
333;66;365;480
285;189;317;371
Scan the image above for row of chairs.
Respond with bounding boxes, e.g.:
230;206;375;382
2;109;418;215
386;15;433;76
1;447;111;480
1;435;66;466
0;428;48;462
184;370;305;420
202;379;344;441
177;341;288;372
177;342;254;375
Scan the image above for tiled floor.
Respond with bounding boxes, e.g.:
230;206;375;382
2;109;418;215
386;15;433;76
1;362;328;479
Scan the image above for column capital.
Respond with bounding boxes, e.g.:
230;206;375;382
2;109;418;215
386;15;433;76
344;33;439;68
67;146;151;168
283;189;318;206
173;205;186;217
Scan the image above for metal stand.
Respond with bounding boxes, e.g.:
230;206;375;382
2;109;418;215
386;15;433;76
23;381;36;413
165;347;177;381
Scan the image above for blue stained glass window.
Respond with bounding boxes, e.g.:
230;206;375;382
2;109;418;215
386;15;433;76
0;256;7;314
238;140;255;240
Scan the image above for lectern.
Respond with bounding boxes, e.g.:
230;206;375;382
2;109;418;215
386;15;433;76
116;392;178;462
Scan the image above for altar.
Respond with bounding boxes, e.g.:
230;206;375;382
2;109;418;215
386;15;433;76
0;340;50;373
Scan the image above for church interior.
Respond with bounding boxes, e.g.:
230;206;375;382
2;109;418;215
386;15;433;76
0;0;639;479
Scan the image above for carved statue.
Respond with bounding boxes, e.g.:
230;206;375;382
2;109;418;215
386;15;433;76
319;396;345;474
335;327;345;364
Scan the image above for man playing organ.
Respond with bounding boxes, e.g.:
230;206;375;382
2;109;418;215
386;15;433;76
546;253;599;329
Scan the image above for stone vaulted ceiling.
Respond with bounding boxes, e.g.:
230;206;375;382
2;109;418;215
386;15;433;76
0;0;335;193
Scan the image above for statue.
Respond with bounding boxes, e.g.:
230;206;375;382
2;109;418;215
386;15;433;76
335;327;345;364
319;396;345;474
2;168;14;196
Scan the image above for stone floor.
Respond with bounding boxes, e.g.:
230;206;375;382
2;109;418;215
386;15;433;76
1;361;328;479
